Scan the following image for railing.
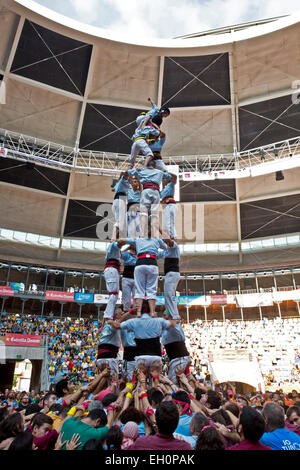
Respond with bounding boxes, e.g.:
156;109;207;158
1;128;300;177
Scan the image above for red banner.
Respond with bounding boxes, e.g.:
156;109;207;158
0;286;15;297
45;291;74;302
211;294;227;305
5;334;41;347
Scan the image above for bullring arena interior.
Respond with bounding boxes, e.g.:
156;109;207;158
0;0;299;454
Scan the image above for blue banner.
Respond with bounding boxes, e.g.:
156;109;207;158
156;296;165;306
11;282;23;291
74;292;94;303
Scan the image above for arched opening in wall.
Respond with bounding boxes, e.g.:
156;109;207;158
219;381;256;395
14;358;32;392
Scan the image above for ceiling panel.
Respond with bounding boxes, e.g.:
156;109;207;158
88;44;159;106
11;19;92;95
0;156;70;195
162;53;231;107
79;103;140;153
64;199;112;239
180;179;236;202
241;193;300;239
239;94;300;151
0;6;20;70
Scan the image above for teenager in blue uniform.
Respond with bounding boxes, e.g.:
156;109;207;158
97;308;122;380
127;175;141;239
161;311;191;385
128;166;171;238
108;300;178;374
112;172;130;239
158;239;181;320
119;230;168;317
135;97;170;128
160;173;177;239
103;240;126;320
147;132;167;172
128;114;161;169
121;246;137;312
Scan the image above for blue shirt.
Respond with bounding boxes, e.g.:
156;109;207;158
121;252;137;266
120;314;171;339
175;413;194;436
162;323;185;345
128;168;170;187
98;323;121;348
120;328;136;348
148;136;166;153
159;241;180;260
126;238;167;257
106;242;121;262
132;126;160;141
160;181;175;200
260;428;300;450
113;176;130;195
127;188;140;204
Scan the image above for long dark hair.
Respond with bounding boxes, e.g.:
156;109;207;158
106;426;123;450
195;426;225;451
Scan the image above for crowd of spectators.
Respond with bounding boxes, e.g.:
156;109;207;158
0;313;299;451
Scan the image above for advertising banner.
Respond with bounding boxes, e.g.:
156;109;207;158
210;294;227;305
45;291;74;302
10;283;24;291
272;289;300;302
94;292;122;304
74;293;94;303
0;286;15;297
5;334;41;347
235;292;274;308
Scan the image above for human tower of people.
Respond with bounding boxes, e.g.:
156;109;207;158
97;98;192;385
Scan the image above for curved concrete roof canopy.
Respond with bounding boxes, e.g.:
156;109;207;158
1;0;300;271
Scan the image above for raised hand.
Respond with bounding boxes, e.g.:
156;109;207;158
66;433;82;451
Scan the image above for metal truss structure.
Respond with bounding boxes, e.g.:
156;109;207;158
1;127;300;178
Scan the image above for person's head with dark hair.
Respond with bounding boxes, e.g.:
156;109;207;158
8;432;34;451
102;393;118;408
159;107;170;118
201;390;222;410
238;406;266;442
42;392;57;410
82;438;103;451
120;407;144;425
25;403;40;416
82;409;107;429
211;409;232;427
286;406;300;429
172;391;191;416
31;413;53;439
262;402;285;432
224;401;240;418
55;379;73;398
195;426;225;451
151;114;162;127
0;407;10;424
236;394;249;408
194;388;206;401
155;401;179;435
189;413;209;436
0;412;24;442
105;425;123;450
147;388;164;409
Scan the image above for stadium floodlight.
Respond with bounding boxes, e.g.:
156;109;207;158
276;170;284;181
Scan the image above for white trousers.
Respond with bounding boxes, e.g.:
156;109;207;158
135;355;162;372
168;356;191;384
140;188;160;215
134;264;158;300
127;209;141;239
122;277;135;311
129;139;153;167
103;267;119;319
96;358;119;378
122;360;136;382
162;203;177;239
112;198;127;234
164;271;181;320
